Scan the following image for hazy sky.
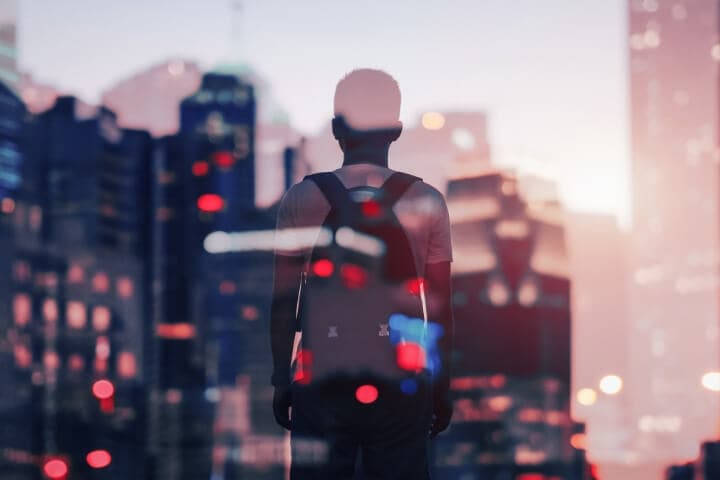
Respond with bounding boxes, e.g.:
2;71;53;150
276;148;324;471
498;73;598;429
18;0;630;225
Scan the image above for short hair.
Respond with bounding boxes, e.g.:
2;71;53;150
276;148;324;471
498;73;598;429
333;69;401;131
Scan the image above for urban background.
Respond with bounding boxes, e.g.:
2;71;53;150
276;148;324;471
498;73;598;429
1;0;719;479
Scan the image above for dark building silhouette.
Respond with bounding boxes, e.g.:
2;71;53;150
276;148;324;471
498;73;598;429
2;94;155;479
150;71;286;479
434;170;580;479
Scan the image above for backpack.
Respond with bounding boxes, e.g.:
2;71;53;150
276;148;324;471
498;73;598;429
293;171;433;387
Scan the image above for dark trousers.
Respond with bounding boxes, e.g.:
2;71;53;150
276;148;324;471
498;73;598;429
290;377;433;480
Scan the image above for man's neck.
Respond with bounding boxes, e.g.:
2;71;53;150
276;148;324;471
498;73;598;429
341;144;390;168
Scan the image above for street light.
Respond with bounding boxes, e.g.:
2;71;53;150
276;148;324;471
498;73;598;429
599;374;623;395
702;371;720;392
577;388;598;406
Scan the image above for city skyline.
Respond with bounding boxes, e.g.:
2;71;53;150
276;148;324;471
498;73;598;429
16;0;631;225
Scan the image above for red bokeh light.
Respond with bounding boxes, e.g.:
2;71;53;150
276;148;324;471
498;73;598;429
86;450;112;469
355;384;379;404
341;263;368;289
294;349;313;385
361;200;382;217
212;151;235;169
312;259;334;277
405;277;424;296
396;342;426;372
192;161;209;176
43;458;68;479
92;379;114;400
197;194;224;213
515;474;546;480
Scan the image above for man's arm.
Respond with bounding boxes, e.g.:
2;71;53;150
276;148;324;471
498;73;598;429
270;253;304;387
424;260;454;438
269;252;304;430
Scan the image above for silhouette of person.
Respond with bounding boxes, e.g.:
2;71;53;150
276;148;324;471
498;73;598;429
270;68;454;479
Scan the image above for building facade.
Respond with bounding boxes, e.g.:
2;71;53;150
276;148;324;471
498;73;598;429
628;0;720;461
435;170;579;479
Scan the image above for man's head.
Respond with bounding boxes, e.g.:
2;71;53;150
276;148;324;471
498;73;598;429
333;69;402;146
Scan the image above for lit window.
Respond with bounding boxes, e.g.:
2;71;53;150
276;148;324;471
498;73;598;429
12;260;31;282
116;276;133;299
66;301;87;329
671;4;687;20
486;277;510;306
495;220;529;239
13;344;31;368
241;305;259;321
630;33;645;50
36;272;58;289
517;277;539;307
219;280;236;295
1;197;14;214
94;357;108;374
28;206;42;232
42;298;58;323
13;293;31;327
712;44;720;61
43;351;60;370
641;0;658;12
92;272;110;293
117;352;137;379
156;322;195;339
643;29;660;48
95;336;110;360
92;306;111;331
67;264;85;284
68;354;85;372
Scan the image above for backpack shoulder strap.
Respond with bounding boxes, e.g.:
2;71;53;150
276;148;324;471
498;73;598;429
380;172;422;206
303;172;355;223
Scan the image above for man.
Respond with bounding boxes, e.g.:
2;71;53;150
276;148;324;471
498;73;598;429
270;68;454;479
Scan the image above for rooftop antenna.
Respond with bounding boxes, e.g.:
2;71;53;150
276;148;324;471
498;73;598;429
229;0;244;64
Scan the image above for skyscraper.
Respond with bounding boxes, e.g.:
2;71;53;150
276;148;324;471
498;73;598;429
435;170;576;478
628;0;720;462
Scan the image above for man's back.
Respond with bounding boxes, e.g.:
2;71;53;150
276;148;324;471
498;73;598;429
276;163;452;275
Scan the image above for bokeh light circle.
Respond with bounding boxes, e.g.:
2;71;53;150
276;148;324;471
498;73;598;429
599;375;623;395
355;384;379;404
576;388;597;406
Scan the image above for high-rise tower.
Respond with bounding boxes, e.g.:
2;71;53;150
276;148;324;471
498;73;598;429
628;0;720;461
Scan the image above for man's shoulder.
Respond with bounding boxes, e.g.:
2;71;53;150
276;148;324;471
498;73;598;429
281;177;325;205
404;177;448;205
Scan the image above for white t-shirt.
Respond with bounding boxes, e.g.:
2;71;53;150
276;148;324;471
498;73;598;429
275;163;453;276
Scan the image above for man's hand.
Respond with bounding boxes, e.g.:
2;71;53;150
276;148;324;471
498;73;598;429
429;386;452;438
273;384;292;430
